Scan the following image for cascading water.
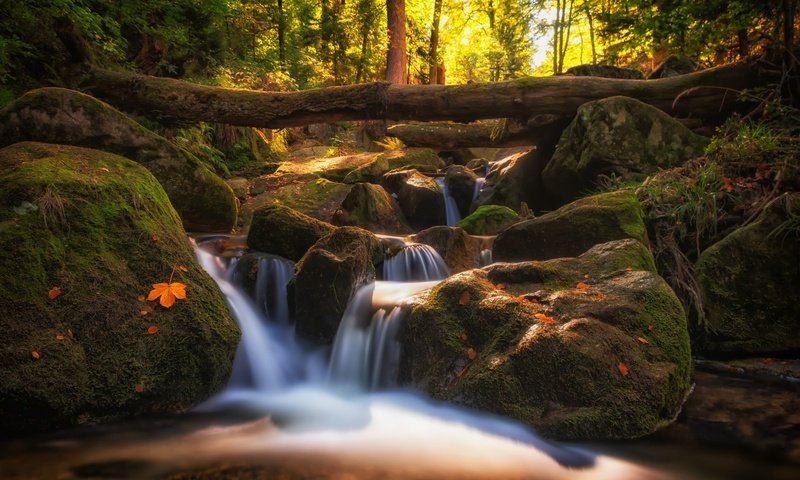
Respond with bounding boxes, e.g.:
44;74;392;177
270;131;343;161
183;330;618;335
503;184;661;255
383;243;449;281
472;176;486;206
435;176;461;226
480;248;493;266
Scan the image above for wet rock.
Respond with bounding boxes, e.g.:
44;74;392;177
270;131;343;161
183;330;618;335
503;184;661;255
0;88;237;232
381;169;444;230
541;96;708;206
401;239;690;440
0;142;239;434
444;165;479;216
493;190;648;262
474;149;551;213
248;204;335;262
457;205;519;236
411;226;484;274
331;183;411;235
647;55;697;79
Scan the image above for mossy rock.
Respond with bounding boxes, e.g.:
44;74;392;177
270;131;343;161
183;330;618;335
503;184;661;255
247;203;335;262
250;176;353;223
565;64;644;79
384;148;444;171
401;239;690;440
444;165;479;216
0;88;237;232
0;142;239;434
457;205;519;235
696;193;800;355
474;149;551;213
381;169;444;230
493;190;648;262
411;226;484;274
647;54;696;79
292;227;383;344
541;96;708;206
331;183;412;235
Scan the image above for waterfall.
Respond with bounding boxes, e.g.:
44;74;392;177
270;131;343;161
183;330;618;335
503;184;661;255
383;243;449;281
472;177;486;205
435;177;461;226
231;253;294;324
480;248;493;266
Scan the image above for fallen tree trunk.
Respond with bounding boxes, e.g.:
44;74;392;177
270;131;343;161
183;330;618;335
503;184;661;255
79;61;774;128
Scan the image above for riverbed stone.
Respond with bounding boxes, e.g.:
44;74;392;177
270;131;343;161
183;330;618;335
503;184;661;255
444;165;479;217
456;205;520;235
0;88;237;232
493;190;648;262
541;96;708;206
0;142;239;434
695;193;800;355
381;169;445;230
331;182;412;235
401;239;690;440
411;226;485;274
248;203;335;261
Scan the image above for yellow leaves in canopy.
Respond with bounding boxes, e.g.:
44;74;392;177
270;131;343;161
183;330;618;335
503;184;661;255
147;282;186;308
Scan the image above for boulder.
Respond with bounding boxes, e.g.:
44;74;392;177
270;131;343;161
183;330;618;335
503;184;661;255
0;88;237;232
411;226;484;274
381;170;444;230
384;148;444;172
248;204;335;262
331;183;412;235
695;193;800;355
457;205;520;235
250;176;353;223
541;96;708;206
444;165;479;216
565;64;644;79
401;239;690;440
474;149;551;213
0;142;239;434
647;55;696;79
293;227;384;344
493;190;648;262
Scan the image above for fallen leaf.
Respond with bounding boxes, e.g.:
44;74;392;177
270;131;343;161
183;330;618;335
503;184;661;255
625;267;633;272
593;292;605;301
99;167;110;172
647;324;653;332
618;362;629;376
147;325;159;335
584;274;590;279
31;351;40;360
137;295;145;303
458;291;470;305
459;333;467;341
721;177;734;193
576;282;590;290
140;305;153;316
151;234;160;242
147;282;187;308
67;329;73;338
134;383;144;393
637;337;649;344
55;335;65;341
534;313;557;325
48;287;61;299
495;283;506;290
178;265;189;272
467;347;477;360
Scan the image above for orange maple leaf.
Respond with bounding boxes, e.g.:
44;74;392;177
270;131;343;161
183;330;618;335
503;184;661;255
147;325;159;335
147;282;186;308
576;282;590;290
534;313;557;325
48;287;61;299
618;362;629;376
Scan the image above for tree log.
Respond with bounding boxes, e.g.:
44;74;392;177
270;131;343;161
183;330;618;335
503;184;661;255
79;61;774;128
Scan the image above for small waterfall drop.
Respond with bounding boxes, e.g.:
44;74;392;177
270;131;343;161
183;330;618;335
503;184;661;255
480;248;493;266
435;176;461;226
383;243;449;281
472;177;486;205
231;253;294;324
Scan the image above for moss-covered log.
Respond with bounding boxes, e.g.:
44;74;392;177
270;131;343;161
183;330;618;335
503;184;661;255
79;61;772;128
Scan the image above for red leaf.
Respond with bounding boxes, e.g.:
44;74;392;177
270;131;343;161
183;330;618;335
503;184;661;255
134;383;144;393
458;291;471;305
55;335;65;341
575;282;590;290
534;313;557;325
637;337;649;344
721;177;734;193
147;325;159;335
48;287;61;299
618;362;629;376
151;234;160;242
31;351;40;360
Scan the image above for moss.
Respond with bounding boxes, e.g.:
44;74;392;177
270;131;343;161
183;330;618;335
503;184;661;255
247;203;335;261
264;177;353;222
331;183;411;235
384;148;443;171
0;142;239;434
456;205;519;235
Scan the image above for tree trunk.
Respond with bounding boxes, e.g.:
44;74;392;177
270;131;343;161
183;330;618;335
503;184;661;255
386;0;407;84
277;0;286;69
79;61;773;129
585;2;597;64
428;0;443;84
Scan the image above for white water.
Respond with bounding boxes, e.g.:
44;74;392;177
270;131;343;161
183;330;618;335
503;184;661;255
472;177;486;206
191;237;672;480
435;177;462;226
480;248;493;266
383;243;449;281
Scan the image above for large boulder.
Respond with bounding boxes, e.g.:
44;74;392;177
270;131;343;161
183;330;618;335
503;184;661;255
401;239;689;440
293;227;384;344
493;190;648;262
381;169;444;230
444;165;479;216
331;183;412;235
411;226;485;274
695;193;800;355
541;96;708;206
250;176;353;223
247;203;335;262
0;142;239;434
0;88;237;232
474;149;551;213
565;64;644;79
647;54;696;79
457;205;520;235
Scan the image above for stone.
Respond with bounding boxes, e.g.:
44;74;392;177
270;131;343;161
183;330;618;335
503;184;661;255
444;165;479;217
381;169;444;230
565;64;644;79
331;183;412;235
474;149;551;213
247;203;335;262
411;226;485;274
456;205;520;236
0;142;239;434
0;88;237;232
541;96;708;206
493;190;648;262
647;55;696;79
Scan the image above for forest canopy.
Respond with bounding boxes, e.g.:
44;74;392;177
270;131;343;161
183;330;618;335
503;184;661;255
0;0;795;96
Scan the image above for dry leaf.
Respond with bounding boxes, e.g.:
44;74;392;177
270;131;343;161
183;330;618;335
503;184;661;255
134;383;144;393
584;274;590;279
576;282;590;290
147;282;187;308
67;329;73;338
495;283;506;290
99;167;110;173
178;265;189;272
647;324;653;332
48;287;61;299
458;291;471;305
618;362;629;376
151;234;160;242
534;313;557;325
147;325;159;335
593;292;605;301
721;177;734;193
459;333;468;341
467;347;477;360
625;267;633;272
637;337;649;344
140;305;153;316
31;351;40;360
55;335;65;341
137;295;145;303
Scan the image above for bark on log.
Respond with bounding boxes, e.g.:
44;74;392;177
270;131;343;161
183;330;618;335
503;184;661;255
79;61;774;129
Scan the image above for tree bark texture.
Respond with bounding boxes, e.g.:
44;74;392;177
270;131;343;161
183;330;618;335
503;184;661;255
80;61;773;129
386;0;407;84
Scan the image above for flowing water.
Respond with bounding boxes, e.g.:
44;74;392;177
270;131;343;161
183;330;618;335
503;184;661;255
435;177;462;226
382;242;449;281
